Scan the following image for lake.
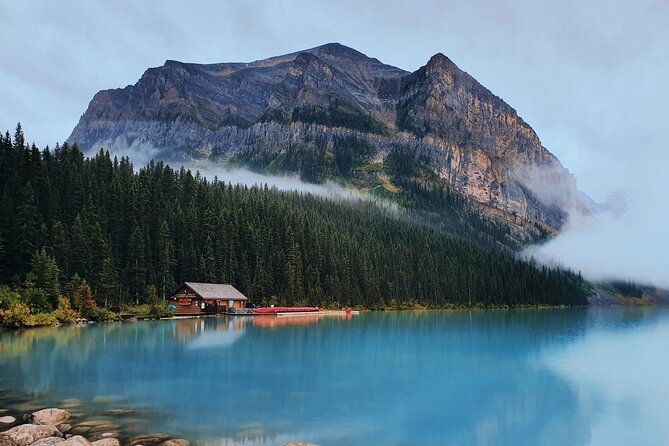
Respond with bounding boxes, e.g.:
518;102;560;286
1;308;668;445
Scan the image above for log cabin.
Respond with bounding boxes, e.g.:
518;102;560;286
168;282;248;315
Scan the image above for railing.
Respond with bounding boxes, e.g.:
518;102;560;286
228;307;255;315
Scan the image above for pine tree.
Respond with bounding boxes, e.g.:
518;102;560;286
99;257;120;307
29;248;60;309
16;182;41;272
156;220;175;298
127;225;146;303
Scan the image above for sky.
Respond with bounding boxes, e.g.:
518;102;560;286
1;0;668;285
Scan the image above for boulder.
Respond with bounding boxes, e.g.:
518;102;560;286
0;416;16;424
57;425;71;434
0;424;59;446
30;437;65;446
161;440;189;446
0;436;17;446
57;437;91;446
91;439;120;446
31;409;71;426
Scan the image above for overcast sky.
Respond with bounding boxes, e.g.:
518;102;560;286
1;0;668;200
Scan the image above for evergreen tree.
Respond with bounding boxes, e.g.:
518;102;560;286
156;220;176;299
99;257;120;307
73;281;96;318
29;248;60;308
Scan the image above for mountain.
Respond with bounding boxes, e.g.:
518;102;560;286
68;43;586;241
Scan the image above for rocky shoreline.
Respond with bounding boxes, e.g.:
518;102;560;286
0;408;189;446
0;407;315;446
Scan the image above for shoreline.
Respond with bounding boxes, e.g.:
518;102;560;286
3;301;668;330
0;401;313;446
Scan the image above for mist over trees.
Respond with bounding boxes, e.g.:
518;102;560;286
0;124;589;313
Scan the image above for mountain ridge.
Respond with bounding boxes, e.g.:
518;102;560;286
68;43;586;241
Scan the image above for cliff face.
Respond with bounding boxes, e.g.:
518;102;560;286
68;43;585;237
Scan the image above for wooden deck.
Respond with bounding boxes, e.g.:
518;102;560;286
275;310;360;317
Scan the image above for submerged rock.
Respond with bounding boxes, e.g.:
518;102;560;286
129;433;171;446
0;424;60;446
103;409;135;417
30;409;71;426
90;439;119;446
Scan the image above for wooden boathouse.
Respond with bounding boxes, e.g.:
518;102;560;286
168;282;248;315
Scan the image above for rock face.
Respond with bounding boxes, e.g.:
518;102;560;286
68;42;586;236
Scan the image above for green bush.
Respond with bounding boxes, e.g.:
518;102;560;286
149;304;175;318
120;304;152;315
32;313;58;326
0;303;35;327
86;307;120;322
0;286;23;310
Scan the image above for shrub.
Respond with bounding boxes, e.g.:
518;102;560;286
0;286;22;310
149;304;175;318
32;312;59;326
22;284;52;314
86;307;120;322
0;303;35;328
73;282;96;316
52;297;80;324
120;304;152;315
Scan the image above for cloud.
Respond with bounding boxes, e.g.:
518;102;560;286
525;177;669;288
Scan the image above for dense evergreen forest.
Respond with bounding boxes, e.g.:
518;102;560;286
0;124;589;319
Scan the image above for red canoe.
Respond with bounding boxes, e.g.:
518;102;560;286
252;306;321;314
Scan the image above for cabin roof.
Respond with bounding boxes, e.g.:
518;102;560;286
178;282;248;301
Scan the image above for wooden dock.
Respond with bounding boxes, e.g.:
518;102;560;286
276;310;360;317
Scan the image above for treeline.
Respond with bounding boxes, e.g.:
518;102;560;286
0;124;588;316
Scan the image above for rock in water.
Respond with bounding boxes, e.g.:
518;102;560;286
0;424;60;446
162;440;190;446
57;436;91;446
30;437;65;446
0;416;16;424
91;439;120;446
31;409;71;426
129;434;171;446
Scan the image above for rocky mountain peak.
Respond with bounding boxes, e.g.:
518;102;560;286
424;52;457;71
67;44;587;239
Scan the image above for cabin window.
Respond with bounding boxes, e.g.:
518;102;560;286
178;298;192;305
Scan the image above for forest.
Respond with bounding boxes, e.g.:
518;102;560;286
0;124;589;325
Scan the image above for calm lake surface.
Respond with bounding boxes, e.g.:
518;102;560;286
1;308;669;446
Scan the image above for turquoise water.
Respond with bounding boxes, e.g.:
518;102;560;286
1;309;669;445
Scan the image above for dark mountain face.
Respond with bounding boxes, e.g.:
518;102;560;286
68;43;586;240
